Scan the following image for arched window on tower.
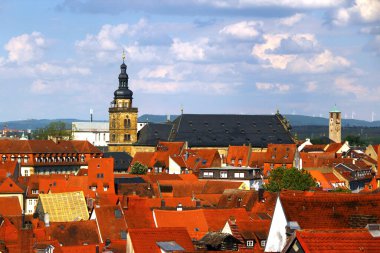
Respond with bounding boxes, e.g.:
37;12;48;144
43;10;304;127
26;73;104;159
112;119;116;128
112;134;116;142
124;118;131;129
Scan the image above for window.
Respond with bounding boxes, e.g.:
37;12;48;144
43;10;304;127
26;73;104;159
97;173;104;178
124;134;130;141
247;240;254;247
81;155;85;162
31;189;38;194
124;118;131;128
24;170;29;177
204;171;214;178
112;134;116;142
23;155;29;163
220;171;228;178
260;240;266;247
2;155;6;161
234;172;244;178
11;155;15;161
238;159;242;165
231;159;235;164
112;119;116;128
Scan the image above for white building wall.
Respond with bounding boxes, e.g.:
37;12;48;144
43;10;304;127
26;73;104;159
26;198;38;214
265;197;288;252
168;157;182;174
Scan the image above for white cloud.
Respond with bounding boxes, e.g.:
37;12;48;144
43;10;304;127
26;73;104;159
256;82;290;92
334;77;368;95
34;63;91;76
306;81;318;92
75;24;128;52
203;0;345;9
170;38;208;61
31;79;51;94
252;33;350;73
278;13;304;26
132;79;234;94
331;0;380;26
5;32;46;64
219;21;261;39
124;44;159;62
138;65;190;81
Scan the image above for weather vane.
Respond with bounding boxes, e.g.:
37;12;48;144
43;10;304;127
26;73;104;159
122;50;126;63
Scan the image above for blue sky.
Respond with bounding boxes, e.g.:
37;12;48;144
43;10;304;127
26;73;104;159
0;0;379;122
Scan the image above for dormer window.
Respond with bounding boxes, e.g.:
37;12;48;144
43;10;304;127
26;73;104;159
80;155;85;162
247;240;254;247
11;155;15;161
2;155;6;161
32;189;39;194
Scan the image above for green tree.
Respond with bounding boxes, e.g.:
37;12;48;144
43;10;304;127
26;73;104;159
264;167;317;192
130;162;148;175
33;121;72;140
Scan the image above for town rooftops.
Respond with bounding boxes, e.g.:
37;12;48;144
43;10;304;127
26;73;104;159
137;114;294;147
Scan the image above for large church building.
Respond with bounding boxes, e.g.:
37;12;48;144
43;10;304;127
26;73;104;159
108;60;295;156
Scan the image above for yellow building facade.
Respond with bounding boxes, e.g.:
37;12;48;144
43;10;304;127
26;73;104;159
108;59;138;154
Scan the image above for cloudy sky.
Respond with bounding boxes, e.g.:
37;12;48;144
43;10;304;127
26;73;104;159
0;0;379;122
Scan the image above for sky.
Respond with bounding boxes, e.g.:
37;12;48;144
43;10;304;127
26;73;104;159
0;0;379;122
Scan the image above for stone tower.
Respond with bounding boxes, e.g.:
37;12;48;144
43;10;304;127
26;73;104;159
329;106;341;143
108;57;138;154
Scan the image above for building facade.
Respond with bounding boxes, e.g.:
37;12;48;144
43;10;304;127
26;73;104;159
108;58;138;154
329;107;341;143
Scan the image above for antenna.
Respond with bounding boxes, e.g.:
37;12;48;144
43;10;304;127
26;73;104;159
90;108;93;122
180;104;184;115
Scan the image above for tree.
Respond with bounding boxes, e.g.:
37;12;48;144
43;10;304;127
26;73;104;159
130;162;148;175
33;121;72;140
264;167;317;192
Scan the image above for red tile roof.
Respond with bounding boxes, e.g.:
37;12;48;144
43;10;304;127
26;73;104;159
93;204;127;241
0;177;24;193
249;151;266;168
123;197;155;229
46;220;100;246
0;197;22;216
0;161;18;178
226;146;251;167
128;227;194;253
280;190;380;229
293;228;380;253
265;144;296;164
154;209;209;239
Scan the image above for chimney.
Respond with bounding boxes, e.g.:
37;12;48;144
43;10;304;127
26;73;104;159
184;151;189;161
177;203;183;211
44;212;50;227
285;221;300;237
161;199;166;208
22;210;25;229
258;188;265;202
196;200;201;208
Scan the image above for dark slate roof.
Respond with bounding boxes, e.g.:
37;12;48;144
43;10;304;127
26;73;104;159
103;152;132;171
136;114;294;148
136;123;174;146
114;177;146;185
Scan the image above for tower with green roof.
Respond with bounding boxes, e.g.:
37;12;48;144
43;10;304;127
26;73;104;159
329;105;341;143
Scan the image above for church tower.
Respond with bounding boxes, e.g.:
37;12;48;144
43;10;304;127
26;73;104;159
108;55;138;154
329;106;341;143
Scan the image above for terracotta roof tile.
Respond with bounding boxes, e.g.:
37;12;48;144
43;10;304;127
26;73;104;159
128;227;194;253
226;146;251;167
294;228;380;253
93;205;127;241
46;220;100;246
280;190;380;229
265;144;296;164
0;197;22;216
